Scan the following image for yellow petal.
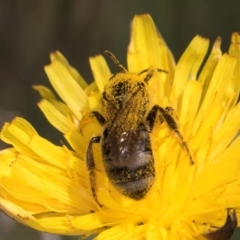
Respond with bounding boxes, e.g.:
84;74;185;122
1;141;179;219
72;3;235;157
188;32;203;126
33;85;56;100
128;14;175;104
198;37;222;102
89;55;111;93
50;51;88;89
38;99;74;133
64;129;88;159
193;54;237;137
45;59;89;119
228;32;240;107
84;82;102;110
128;14;174;73
171;36;209;108
179;80;202;134
200;54;236;113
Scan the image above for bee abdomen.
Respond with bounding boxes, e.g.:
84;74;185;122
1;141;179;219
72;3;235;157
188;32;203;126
106;162;155;200
114;175;155;200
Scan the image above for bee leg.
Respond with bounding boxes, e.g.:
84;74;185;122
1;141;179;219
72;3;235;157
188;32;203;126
79;111;105;131
90;111;106;125
146;105;163;131
146;105;194;165
204;209;237;240
86;136;103;207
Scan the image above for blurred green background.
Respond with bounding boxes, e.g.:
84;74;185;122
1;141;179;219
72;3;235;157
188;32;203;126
0;0;240;239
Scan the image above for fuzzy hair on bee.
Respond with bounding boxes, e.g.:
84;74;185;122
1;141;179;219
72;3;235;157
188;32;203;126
102;72;149;137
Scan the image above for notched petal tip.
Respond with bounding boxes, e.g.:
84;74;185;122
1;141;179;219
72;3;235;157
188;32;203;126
33;85;56;100
231;32;240;44
214;37;222;49
204;209;237;240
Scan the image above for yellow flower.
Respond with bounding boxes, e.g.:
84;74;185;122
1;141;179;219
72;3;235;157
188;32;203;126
0;14;240;240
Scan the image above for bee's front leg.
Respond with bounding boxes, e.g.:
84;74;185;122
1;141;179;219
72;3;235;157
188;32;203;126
146;105;193;165
86;136;102;207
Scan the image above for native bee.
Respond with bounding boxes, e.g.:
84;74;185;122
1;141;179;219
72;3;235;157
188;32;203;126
85;51;193;206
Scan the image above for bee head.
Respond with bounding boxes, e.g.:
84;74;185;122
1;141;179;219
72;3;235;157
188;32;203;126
102;73;147;115
102;50;151;114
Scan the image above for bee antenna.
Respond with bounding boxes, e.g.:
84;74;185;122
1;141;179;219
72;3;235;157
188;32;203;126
104;50;128;73
139;68;168;76
139;68;168;83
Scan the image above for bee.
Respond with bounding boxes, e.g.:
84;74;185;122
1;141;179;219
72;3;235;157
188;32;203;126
85;51;193;206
